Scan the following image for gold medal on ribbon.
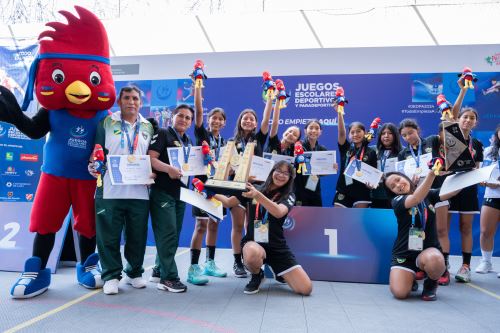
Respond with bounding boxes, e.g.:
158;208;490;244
421;231;426;240
355;170;363;177
415;167;422;174
182;163;190;171
127;155;136;163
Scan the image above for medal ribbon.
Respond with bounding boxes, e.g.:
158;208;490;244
380;149;390;172
171;126;191;165
411;202;427;230
345;143;365;172
210;134;222;161
409;139;422;169
120;118;141;155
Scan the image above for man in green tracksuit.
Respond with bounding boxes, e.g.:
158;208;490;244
89;86;153;295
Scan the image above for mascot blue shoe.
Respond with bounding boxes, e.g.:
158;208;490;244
11;257;51;299
76;253;103;289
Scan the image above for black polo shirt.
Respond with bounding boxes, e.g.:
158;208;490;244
148;126;193;198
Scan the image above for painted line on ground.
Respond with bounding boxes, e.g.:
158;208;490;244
4;248;191;333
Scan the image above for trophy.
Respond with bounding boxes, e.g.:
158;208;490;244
442;121;475;171
204;140;255;194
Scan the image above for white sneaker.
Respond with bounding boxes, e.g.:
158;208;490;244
103;279;119;295
123;276;147;289
475;260;493;274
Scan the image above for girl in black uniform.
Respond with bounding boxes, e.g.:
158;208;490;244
371;123;402;208
187;83;227;285
334;109;377;208
266;100;301;156
215;161;312;295
294;119;328;207
398;119;451;284
384;170;458;301
229;98;273;277
447;107;483;283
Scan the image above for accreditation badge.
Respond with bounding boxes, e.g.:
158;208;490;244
408;227;425;251
305;175;319;191
254;220;269;243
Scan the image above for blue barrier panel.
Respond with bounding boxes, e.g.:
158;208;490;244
284;207;398;284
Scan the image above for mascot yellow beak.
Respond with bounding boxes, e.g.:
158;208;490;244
65;80;91;104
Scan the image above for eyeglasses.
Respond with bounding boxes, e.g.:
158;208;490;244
274;170;290;177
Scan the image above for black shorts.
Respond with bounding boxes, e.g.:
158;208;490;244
333;191;371;208
390;255;419;274
484;198;500;210
242;241;300;276
192;205;227;219
449;185;479;214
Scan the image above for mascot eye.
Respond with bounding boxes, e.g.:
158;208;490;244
90;71;101;86
51;69;65;84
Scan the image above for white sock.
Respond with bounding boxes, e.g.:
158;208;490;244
481;250;493;262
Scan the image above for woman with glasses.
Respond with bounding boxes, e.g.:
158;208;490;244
215;161;312;295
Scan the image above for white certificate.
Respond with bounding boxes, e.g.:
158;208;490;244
395;153;432;178
378;156;398;174
440;164;496;196
249;155;275;182
302;150;337;175
486;164;500;185
167;146;206;176
107;155;154;185
263;152;295;164
344;160;383;188
180;187;223;221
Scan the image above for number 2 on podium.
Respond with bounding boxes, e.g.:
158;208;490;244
0;222;20;248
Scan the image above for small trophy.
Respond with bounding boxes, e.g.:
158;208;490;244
442;121;475;171
204;140;255;195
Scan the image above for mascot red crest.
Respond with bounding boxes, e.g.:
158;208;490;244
22;6;115;112
0;6;115;299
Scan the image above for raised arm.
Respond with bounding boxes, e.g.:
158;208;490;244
337;104;347;145
451;76;466;120
269;98;281;138
403;172;436;209
194;82;203;128
259;94;273;135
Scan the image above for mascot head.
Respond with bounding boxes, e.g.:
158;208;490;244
22;6;115;112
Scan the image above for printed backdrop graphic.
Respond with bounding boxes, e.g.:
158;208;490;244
1;56;500;272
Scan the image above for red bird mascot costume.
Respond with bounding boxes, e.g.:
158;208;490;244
0;6;116;298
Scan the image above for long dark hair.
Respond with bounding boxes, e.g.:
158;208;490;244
489;124;500;161
376;123;402;158
234;108;258;142
383;171;417;199
261;160;296;201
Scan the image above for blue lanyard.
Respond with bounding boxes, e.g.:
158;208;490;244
210;134;222;161
345;143;364;171
411;202;427;230
120;118;140;155
380;149;390;172
255;203;269;223
170;126;191;164
239;139;247;154
409;139;422;168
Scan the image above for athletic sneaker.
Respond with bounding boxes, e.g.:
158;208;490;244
233;262;247;278
157;279;187;293
187;264;209;285
421;278;438;301
475;260;493;274
415;270;426;280
244;269;265;295
438;270;450;286
203;259;227;278
123;276;147;289
149;267;160;283
411;280;418;292
455;264;472;283
103;279;119;295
